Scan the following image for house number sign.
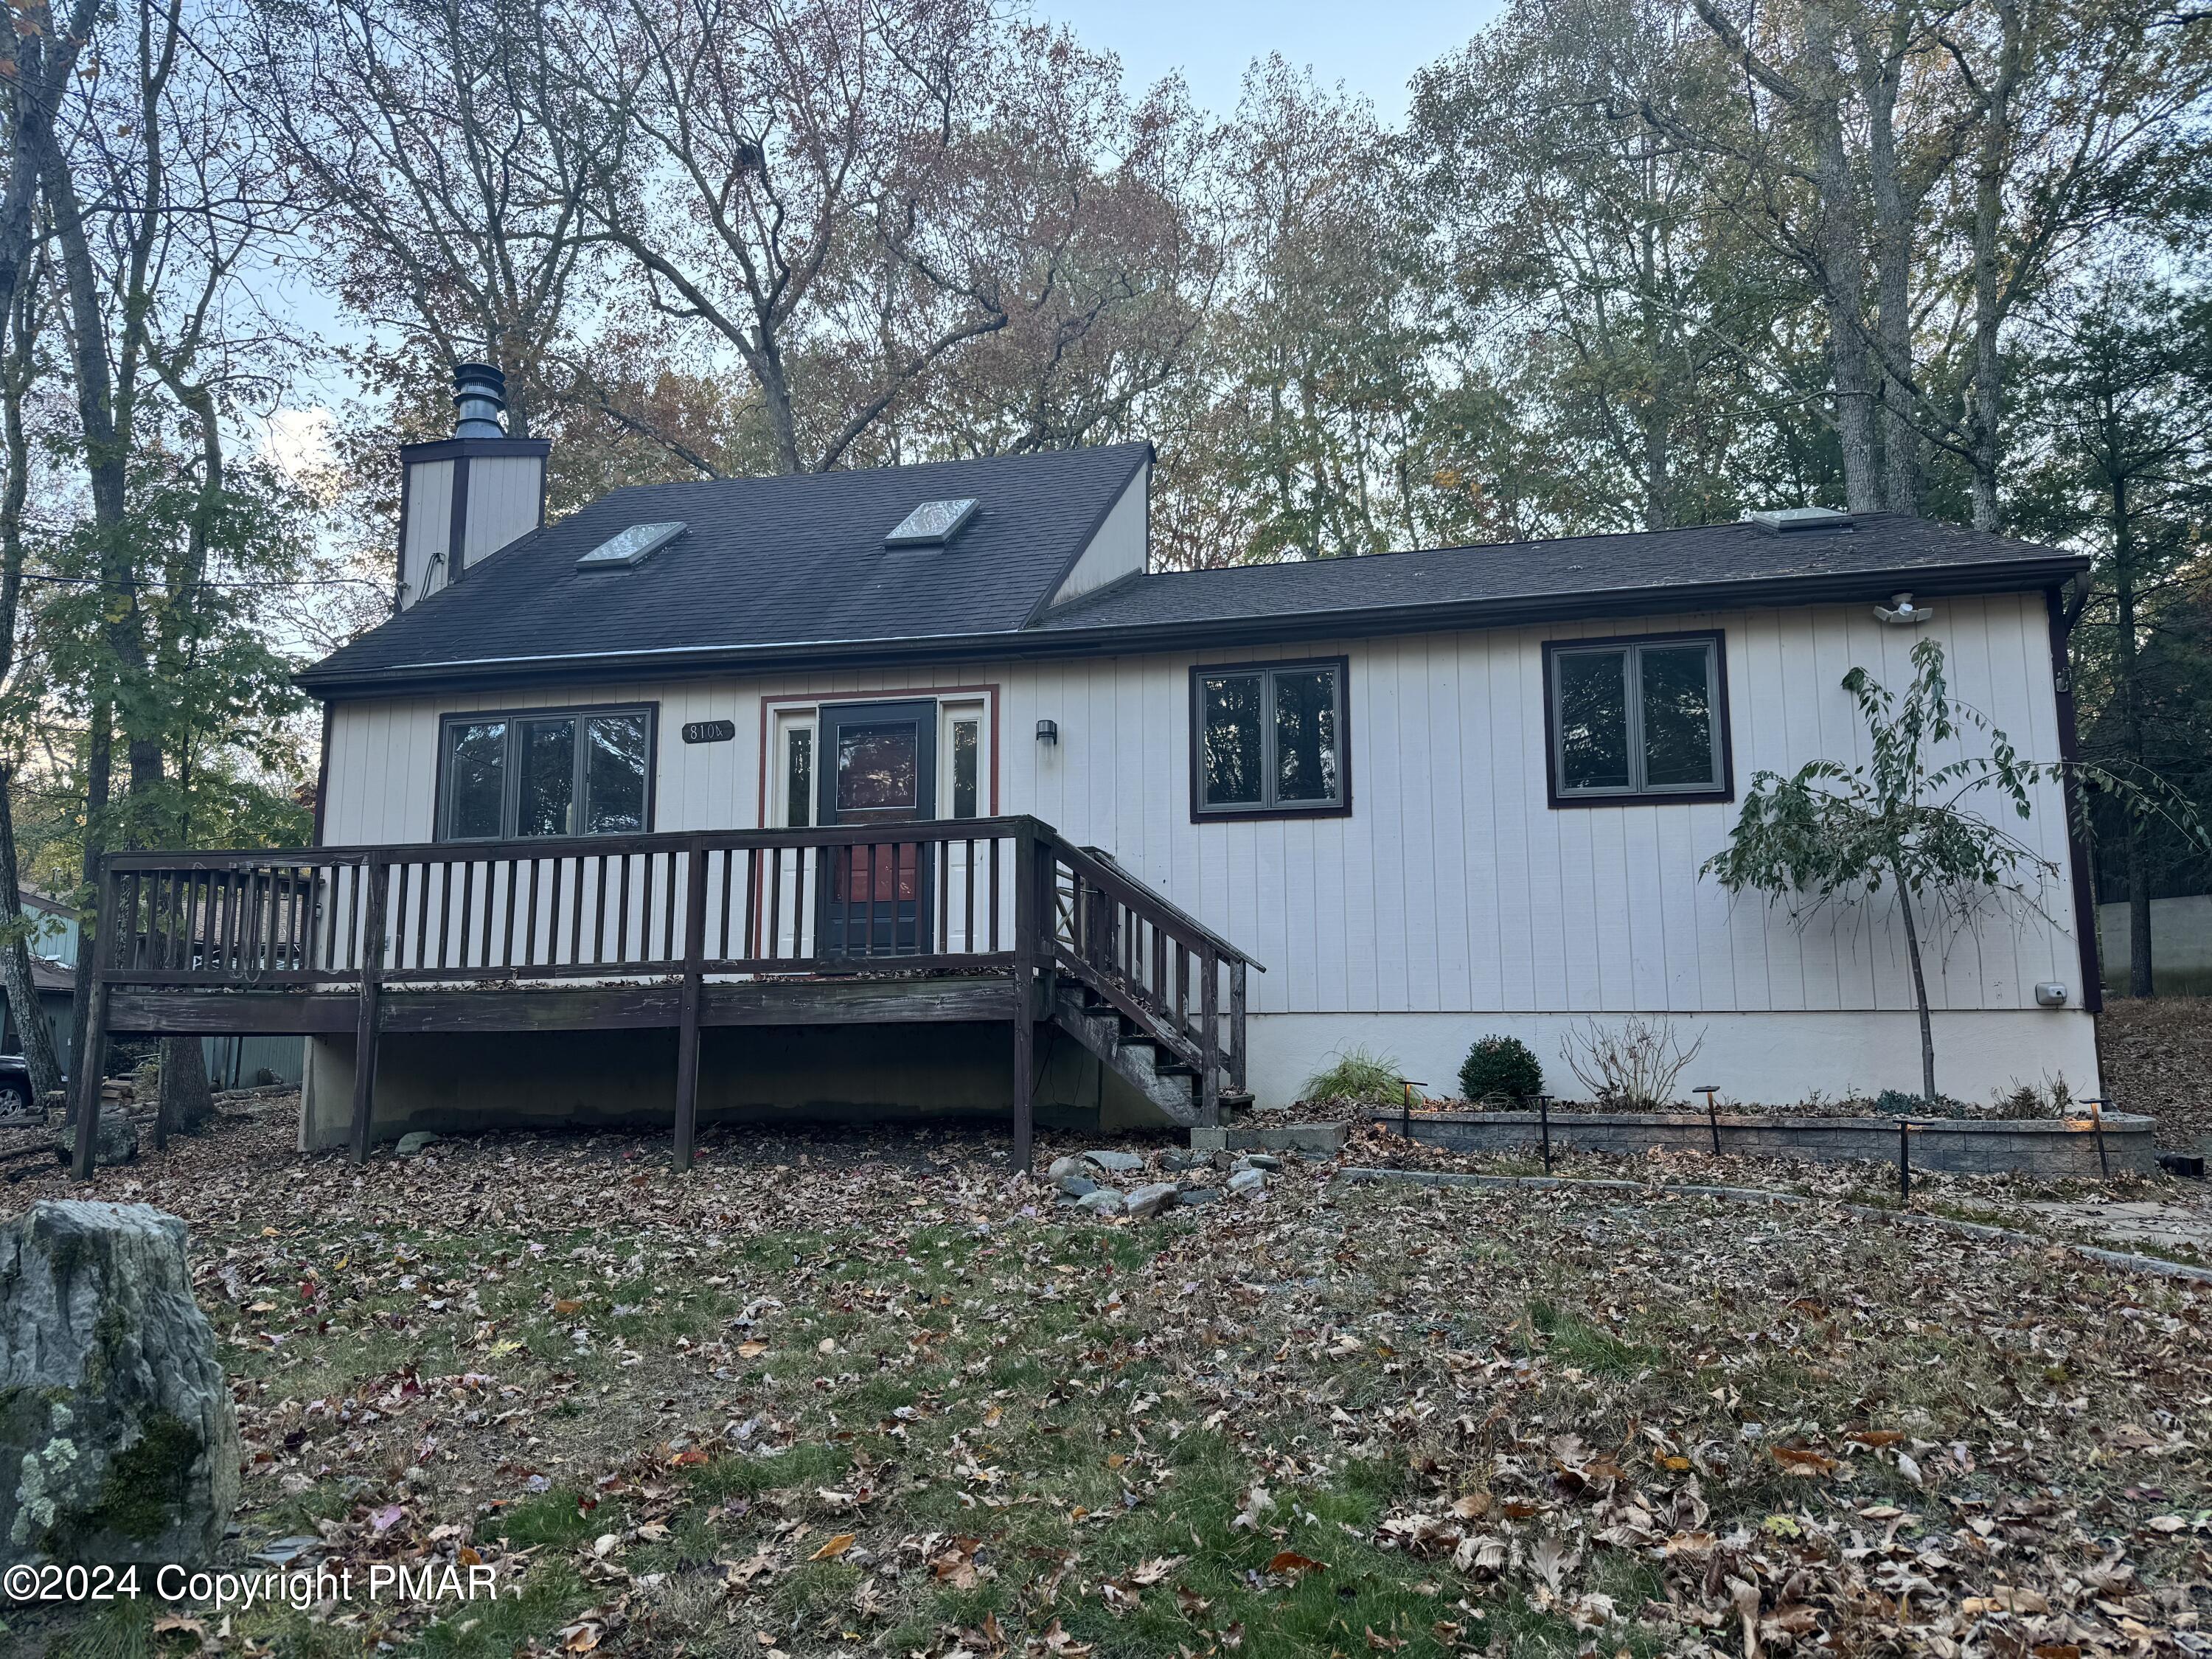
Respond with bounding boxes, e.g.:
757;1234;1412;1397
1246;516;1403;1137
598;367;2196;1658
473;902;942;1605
681;720;737;745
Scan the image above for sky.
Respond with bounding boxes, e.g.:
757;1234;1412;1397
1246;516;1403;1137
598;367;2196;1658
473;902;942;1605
1030;0;1497;122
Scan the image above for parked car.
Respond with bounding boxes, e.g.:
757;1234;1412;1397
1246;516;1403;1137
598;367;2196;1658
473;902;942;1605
0;1050;33;1117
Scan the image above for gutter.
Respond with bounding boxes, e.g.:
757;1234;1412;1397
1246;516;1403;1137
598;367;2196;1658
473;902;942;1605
298;552;2091;700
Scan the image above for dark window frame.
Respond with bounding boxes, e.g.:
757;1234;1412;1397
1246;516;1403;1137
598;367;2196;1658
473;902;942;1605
434;701;659;841
1542;630;1733;808
1188;655;1353;822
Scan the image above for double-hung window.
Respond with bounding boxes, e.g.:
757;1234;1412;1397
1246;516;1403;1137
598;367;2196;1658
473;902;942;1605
1191;658;1350;818
437;706;655;841
1545;633;1730;804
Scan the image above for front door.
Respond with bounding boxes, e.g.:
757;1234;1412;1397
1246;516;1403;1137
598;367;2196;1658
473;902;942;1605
817;700;936;957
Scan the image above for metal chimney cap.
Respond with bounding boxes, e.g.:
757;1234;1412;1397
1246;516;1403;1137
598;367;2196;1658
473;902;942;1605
453;361;508;439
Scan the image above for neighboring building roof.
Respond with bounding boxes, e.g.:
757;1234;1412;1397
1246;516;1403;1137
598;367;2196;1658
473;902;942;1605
299;442;2086;698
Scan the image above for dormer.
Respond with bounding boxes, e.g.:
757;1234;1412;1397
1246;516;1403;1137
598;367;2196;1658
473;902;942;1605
396;364;551;610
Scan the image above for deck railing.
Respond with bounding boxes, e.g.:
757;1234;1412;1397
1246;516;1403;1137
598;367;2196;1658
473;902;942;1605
74;815;1261;1174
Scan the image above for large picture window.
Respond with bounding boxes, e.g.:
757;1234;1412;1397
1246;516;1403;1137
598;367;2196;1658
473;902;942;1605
1545;633;1730;805
437;705;655;840
1191;658;1350;819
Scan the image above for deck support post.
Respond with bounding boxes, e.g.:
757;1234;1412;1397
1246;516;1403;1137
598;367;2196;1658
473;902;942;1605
672;838;709;1171
348;856;389;1166
70;857;119;1181
1228;960;1247;1099
1200;946;1220;1127
1010;824;1040;1173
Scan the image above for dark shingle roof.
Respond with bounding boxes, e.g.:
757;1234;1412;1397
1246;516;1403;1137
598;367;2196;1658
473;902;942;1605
302;443;1152;689
301;445;2085;697
1032;513;2081;636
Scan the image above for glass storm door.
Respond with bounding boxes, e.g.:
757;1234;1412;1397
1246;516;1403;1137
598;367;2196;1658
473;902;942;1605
817;700;936;958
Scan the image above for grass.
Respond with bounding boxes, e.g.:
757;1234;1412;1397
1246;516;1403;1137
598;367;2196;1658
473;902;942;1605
1299;1044;1411;1108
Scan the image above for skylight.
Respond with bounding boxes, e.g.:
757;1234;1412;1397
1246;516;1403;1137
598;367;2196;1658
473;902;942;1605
886;498;978;547
577;521;686;569
1747;506;1853;535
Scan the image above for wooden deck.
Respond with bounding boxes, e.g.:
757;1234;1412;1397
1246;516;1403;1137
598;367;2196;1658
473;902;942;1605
71;817;1259;1178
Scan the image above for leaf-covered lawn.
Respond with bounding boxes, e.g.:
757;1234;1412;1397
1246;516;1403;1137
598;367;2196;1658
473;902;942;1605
7;1100;2211;1658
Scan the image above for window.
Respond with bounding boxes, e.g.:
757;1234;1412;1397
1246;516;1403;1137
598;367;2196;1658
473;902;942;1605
437;706;655;840
783;724;813;827
939;701;986;819
1545;633;1730;805
1191;658;1350;818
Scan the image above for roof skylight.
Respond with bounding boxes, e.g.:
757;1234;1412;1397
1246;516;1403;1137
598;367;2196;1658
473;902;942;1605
886;498;978;547
578;521;686;569
1747;506;1853;535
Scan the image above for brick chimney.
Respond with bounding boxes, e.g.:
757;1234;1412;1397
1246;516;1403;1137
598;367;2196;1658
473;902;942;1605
395;364;551;609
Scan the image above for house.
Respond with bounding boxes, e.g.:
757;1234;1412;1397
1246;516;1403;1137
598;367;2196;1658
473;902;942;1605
69;366;2101;1172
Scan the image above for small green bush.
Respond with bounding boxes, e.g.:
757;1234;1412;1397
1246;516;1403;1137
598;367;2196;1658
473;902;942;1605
1869;1088;1974;1119
1299;1046;1408;1107
1459;1034;1543;1102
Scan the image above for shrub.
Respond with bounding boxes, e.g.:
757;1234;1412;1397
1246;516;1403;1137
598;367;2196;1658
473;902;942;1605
1458;1035;1543;1103
1558;1015;1705;1107
1869;1088;1975;1119
1299;1046;1408;1107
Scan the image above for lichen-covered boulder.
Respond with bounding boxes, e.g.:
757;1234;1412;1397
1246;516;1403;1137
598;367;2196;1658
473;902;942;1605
50;1106;138;1169
1;1201;239;1565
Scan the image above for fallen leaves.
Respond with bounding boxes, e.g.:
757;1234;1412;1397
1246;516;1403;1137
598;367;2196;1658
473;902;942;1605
22;1096;2211;1659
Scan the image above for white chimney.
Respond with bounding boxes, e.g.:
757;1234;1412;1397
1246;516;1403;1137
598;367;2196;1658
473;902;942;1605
395;363;550;609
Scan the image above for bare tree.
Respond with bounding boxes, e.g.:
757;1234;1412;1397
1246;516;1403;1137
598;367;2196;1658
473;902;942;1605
246;0;590;435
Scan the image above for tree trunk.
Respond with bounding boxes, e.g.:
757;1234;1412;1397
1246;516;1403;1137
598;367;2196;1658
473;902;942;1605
66;701;113;1119
1803;1;1879;512
1894;867;1938;1104
0;768;63;1102
1859;18;1919;516
1966;0;2024;532
2112;475;2154;996
158;1035;212;1141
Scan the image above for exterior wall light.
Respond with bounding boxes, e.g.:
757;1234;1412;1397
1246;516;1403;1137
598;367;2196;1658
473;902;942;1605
1035;719;1058;745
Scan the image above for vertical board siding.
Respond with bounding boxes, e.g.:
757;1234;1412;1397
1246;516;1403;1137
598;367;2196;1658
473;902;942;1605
462;456;544;566
319;593;2081;1018
400;460;454;600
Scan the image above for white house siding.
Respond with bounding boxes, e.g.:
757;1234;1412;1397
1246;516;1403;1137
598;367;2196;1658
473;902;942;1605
460;455;544;568
398;459;454;602
1045;465;1147;608
316;589;2100;1110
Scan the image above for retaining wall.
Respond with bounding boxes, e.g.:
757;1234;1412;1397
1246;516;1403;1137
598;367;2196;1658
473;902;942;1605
1371;1107;2157;1178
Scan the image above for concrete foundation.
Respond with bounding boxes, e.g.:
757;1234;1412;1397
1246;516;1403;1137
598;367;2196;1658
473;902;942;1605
299;1018;1166;1151
1375;1107;2157;1178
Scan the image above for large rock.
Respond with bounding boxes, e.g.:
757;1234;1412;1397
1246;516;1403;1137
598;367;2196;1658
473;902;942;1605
1;1201;239;1565
52;1107;138;1169
1124;1183;1180;1219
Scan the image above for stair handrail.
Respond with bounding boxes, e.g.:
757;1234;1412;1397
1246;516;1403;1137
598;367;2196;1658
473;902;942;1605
1040;831;1265;973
